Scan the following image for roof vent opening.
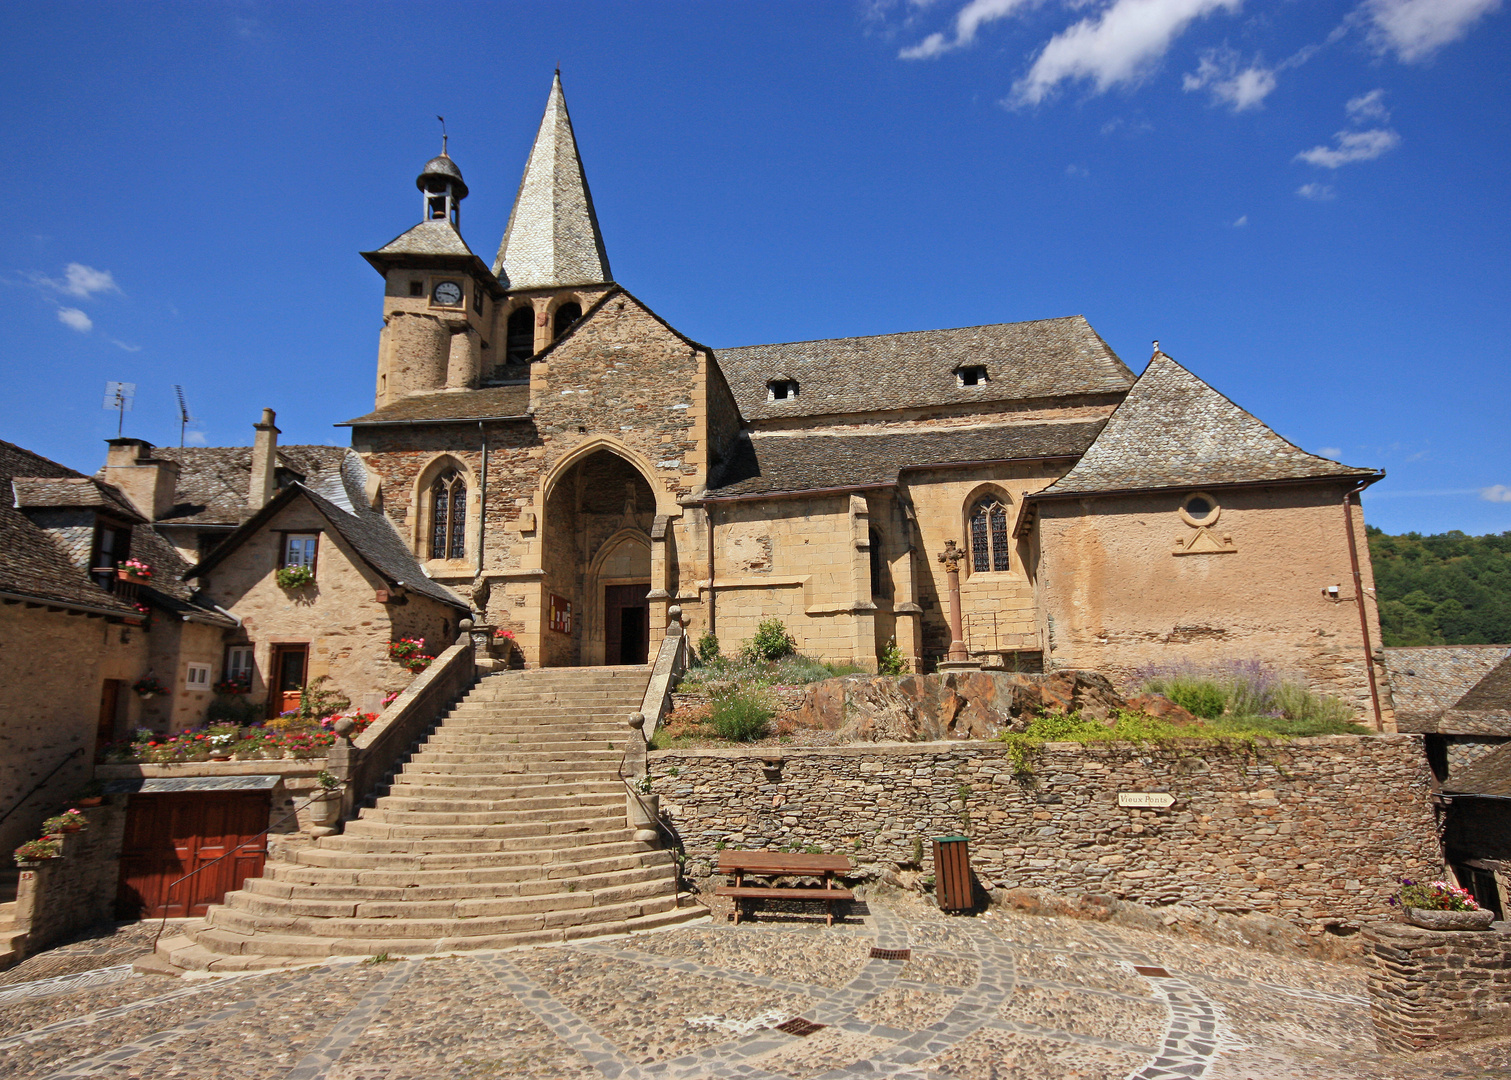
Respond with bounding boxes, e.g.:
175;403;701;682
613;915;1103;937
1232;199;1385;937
767;379;800;402
956;365;988;388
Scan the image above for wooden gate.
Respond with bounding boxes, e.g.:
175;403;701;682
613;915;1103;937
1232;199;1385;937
115;791;269;918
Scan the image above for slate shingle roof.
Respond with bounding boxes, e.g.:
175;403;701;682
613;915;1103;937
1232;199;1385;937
493;72;612;290
0;439;82;482
1444;741;1511;798
186;482;469;613
12;476;144;520
1033;352;1379;498
715;316;1133;422
370;218;476;259
705;421;1105;499
147;445;348;525
1386;646;1511;732
338;386;532;427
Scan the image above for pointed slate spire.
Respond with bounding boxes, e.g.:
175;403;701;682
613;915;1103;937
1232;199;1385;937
1038;349;1378;496
493;72;612;290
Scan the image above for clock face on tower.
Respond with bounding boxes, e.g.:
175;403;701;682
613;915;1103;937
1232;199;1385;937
432;281;463;307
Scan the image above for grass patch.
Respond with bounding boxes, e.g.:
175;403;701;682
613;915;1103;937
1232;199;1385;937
709;689;774;742
1139;659;1366;734
679;653;864;693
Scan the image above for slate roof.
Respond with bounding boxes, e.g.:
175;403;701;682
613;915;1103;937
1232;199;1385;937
0;442;138;616
370;218;475;259
1031;351;1379;498
186;482;469;613
1387;646;1511;732
705;421;1105;499
715;316;1133;422
338;385;532;427
418;153;468;198
12;476;143;520
1443;741;1511;798
493;72;612;290
147;445;349;525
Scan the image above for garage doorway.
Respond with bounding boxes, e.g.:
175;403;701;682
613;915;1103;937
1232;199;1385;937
115;790;270;918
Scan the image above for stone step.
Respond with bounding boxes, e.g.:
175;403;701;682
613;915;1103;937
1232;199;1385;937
266;848;673;888
204;888;682;942
372;790;621;814
359;803;620;826
313;826;631;856
247;861;672;904
225;874;672;922
341;814;622;840
379;783;624;805
290;837;644;870
391;771;621;790
400;756;622;775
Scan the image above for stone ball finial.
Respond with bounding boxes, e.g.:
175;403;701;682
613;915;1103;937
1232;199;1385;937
668;605;682;622
627;712;646;730
333;717;357;741
460;618;474;632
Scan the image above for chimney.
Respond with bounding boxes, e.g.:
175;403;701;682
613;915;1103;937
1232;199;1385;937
249;408;280;510
101;438;180;521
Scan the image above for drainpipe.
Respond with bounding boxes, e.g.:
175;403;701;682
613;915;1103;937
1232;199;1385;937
705;504;716;637
1342;481;1383;729
477;421;488;578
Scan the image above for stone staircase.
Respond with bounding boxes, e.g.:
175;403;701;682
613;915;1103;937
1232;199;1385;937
161;666;701;971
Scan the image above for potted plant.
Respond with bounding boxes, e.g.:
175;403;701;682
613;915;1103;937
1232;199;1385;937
1392;879;1495;930
76;780;105;807
117;558;153;583
42;809;87;834
132;676;167;700
275;565;314;589
14;837;62;864
214;673;252;695
306;769;344;834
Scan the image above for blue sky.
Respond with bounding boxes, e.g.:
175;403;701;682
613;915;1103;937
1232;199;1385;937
0;1;1506;536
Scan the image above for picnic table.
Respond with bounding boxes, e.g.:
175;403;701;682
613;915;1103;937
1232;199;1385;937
714;850;855;926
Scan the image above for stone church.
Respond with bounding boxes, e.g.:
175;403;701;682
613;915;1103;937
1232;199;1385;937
329;73;1391;725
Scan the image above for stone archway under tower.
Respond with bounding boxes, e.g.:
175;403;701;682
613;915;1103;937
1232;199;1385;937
539;448;663;667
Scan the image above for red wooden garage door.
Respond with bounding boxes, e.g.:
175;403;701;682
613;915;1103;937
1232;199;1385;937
116;791;269;918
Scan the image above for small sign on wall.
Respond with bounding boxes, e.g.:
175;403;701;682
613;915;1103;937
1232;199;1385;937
1118;792;1176;808
548;594;572;635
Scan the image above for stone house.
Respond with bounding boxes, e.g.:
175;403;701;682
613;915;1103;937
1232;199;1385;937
0;440;232;856
327;73;1391;723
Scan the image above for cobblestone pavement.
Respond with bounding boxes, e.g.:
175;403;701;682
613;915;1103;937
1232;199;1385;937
2;897;1511;1079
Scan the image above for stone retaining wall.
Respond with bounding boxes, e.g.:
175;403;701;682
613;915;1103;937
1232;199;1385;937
650;734;1439;928
12;802;127;958
1364;922;1511;1051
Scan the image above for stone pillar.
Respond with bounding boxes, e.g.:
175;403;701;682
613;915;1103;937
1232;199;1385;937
1364;921;1511;1052
938;540;970;664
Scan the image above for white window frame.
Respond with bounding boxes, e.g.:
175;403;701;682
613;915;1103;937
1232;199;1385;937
185;662;212;693
226;646;254;681
283;532;319;571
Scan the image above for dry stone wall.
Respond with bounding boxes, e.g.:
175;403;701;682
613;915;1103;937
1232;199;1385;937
650;734;1439;928
1364;922;1511;1051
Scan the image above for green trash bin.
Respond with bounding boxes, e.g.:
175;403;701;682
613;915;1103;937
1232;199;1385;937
933;835;972;913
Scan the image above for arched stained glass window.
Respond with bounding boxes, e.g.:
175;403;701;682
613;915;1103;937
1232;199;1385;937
430;470;467;560
969;498;1011;573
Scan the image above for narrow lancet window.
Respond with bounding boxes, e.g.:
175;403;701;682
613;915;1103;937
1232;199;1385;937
430;470;467;560
969;497;1011;572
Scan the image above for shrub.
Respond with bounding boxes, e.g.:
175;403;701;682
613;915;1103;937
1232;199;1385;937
208;697;262;725
696;632;720;665
297;676;351;722
709;689;773;742
878;638;906;676
742;619;796;663
275;565;314;589
1161;677;1227;720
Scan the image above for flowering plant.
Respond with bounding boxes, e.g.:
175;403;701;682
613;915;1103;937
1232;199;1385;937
132;676;166;697
403;655;434;674
1390;879;1480;912
214;673;252;695
276;565;314;589
388;638;424;661
14;837;62;863
381;690;400;708
493;628;515;640
42;809;87;833
318;712;378;736
119;558;152;579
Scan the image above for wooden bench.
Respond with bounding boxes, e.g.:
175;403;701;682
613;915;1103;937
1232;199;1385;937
714;851;855;926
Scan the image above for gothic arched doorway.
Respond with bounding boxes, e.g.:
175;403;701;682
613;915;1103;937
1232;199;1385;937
541;449;657;666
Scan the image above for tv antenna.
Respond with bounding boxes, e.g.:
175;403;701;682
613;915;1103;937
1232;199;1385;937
103;381;135;437
173;384;194;448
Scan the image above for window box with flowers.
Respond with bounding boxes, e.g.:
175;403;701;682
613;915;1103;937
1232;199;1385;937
388;638;434;673
14;837;62;864
275;565;315;590
42;810;87;834
117;558;153;584
214;672;252;695
132;676;167;701
1391;878;1496;930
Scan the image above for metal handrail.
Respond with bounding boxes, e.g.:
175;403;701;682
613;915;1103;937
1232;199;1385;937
0;747;84;828
149;783;342;952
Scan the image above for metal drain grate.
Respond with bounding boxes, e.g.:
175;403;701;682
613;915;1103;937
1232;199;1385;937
1133;965;1172;978
870;947;911;961
775;1017;827;1037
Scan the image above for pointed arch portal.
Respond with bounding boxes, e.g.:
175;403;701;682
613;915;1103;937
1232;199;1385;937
541;449;656;666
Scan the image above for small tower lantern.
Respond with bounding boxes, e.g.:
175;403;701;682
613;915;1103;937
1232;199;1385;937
417;143;468;228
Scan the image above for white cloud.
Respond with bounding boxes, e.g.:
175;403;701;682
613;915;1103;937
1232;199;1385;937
1183;46;1277;111
1296;182;1336;200
1295;127;1401;167
184;430;208;446
1362;0;1503;63
1010;0;1243;107
1346;88;1390;123
1232;214;1248;227
1065;163;1090;177
57;307;93;333
110;339;142;353
899;0;1040;58
1482;484;1511;503
1318;446;1343;458
61;263;120;298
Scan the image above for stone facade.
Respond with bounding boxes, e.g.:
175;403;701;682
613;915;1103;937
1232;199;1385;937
1364;922;1511;1051
650;735;1438;928
11;802;127;958
193;498;459;715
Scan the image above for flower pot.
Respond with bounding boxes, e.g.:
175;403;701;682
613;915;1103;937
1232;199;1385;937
1406;907;1496;931
627;792;660;829
117;570;149;584
76;797;103;807
57;823;83;833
